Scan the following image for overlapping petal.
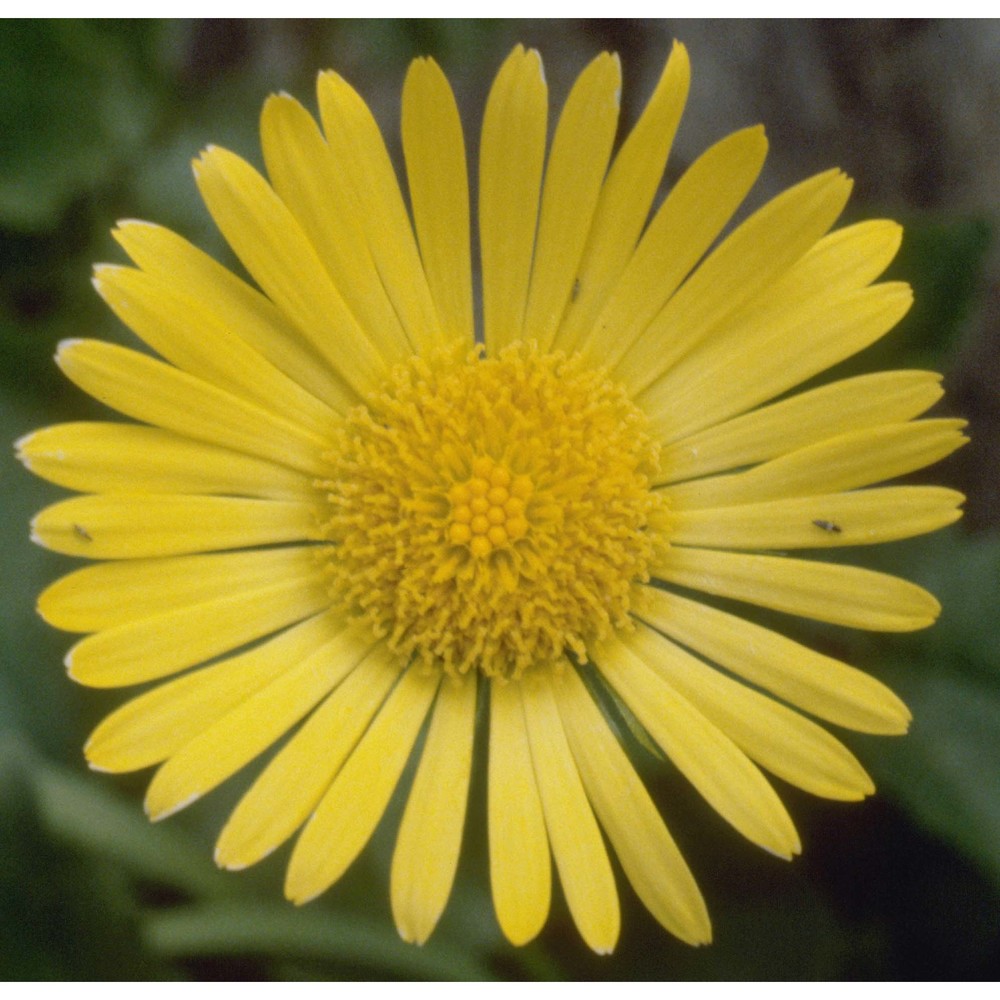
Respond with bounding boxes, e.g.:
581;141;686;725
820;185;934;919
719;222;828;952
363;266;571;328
216;639;399;871
113;220;346;405
479;46;547;353
522;51;621;351
595;635;801;859
316;70;445;356
554;666;711;945
143;618;372;820
488;677;551;946
55;339;332;477
633;586;911;734
402;58;474;346
18;422;313;499
522;674;620;954
555;41;689;352
193;146;389;397
391;674;477;945
84;611;347;772
284;666;439;905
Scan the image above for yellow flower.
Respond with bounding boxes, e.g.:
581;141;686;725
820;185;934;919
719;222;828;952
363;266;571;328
20;43;966;954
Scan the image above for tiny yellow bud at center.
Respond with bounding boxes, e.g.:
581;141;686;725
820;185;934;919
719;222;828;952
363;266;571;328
447;456;529;557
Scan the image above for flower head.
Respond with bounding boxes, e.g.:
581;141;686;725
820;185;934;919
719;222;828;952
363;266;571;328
20;43;966;954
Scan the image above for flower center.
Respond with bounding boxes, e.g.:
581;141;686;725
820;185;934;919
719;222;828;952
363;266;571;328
319;343;665;680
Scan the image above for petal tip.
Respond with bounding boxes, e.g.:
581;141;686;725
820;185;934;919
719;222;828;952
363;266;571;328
262;91;294;116
54;338;83;364
114;217;153;232
285;881;320;907
192;146;220;174
146;790;200;823
13;430;35;461
91;265;119;296
394;922;428;948
524;47;545;84
214;845;248;872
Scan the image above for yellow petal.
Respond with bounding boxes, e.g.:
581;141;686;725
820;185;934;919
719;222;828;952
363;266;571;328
193;146;385;397
653;546;941;632
658;370;944;484
575;125;767;367
32;493;321;559
391;673;477;945
113;220;346;407
215;637;397;871
143;620;373;820
17;423;312;500
316;71;444;355
669;486;965;550
260;94;413;359
644;283;914;442
522;674;619;954
93;264;337;436
595;635;801;858
55;339;331;477
628;622;874;801
285;666;438;904
402;57;474;347
555;42;689;352
663;420;968;508
620;168;853;395
788;217;903;287
65;554;330;688
554;666;710;946
40;546;321;632
488;676;551;946
479;46;547;353
640;219;909;439
84;611;346;772
522;52;621;350
633;585;911;734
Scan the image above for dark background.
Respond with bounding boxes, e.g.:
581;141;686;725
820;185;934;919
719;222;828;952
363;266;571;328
2;19;999;980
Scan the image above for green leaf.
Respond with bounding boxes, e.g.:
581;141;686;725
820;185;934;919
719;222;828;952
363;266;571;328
810;214;993;384
0;21;157;231
861;526;1000;683
886;216;995;370
910;529;1000;680
836;527;1000;886
143;901;497;981
31;755;237;902
871;664;1000;891
0;738;177;979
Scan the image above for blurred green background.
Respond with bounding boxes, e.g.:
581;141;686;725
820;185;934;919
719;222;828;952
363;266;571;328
2;19;999;980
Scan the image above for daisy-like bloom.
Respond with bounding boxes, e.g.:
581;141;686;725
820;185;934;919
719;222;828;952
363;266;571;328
20;43;966;954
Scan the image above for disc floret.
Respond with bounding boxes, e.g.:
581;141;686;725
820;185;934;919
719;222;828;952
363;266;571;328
320;344;666;680
448;455;533;557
